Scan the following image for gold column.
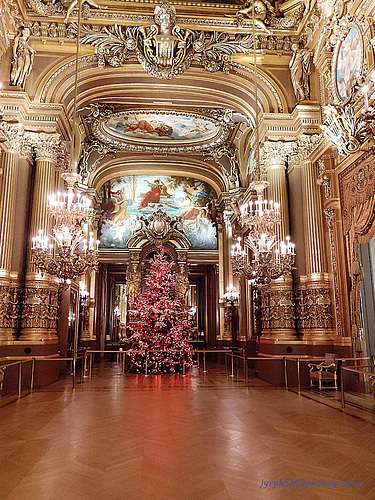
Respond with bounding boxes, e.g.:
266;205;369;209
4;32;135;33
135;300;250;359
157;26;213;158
19;134;61;342
261;142;297;341
298;157;334;342
0;150;22;341
216;200;234;342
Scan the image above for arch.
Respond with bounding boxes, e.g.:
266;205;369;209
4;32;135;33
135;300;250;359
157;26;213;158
89;153;229;196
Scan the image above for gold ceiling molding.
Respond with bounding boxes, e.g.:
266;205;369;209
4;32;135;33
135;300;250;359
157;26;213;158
88;154;229;195
36;57;283;120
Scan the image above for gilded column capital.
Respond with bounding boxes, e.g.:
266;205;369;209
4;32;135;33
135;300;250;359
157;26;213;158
0;122;33;160
289;134;322;168
261;141;295;170
27;132;64;164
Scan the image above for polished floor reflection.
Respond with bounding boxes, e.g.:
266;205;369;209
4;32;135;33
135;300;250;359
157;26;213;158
0;362;375;500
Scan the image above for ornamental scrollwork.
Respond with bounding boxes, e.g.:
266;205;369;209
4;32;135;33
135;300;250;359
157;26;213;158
295;286;333;331
128;209;190;249
205;144;240;186
0;284;22;331
78;3;254;79
21;286;59;331
321;104;369;154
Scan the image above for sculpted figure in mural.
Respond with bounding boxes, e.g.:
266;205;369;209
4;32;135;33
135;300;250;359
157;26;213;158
236;0;275;35
10;27;35;88
289;43;311;102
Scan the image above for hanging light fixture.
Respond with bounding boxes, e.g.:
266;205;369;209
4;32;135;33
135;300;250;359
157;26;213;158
31;1;98;285
231;5;295;287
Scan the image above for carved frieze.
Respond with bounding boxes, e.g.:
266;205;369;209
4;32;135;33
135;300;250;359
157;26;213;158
0;282;22;332
260;285;296;332
295;283;333;332
21;285;59;332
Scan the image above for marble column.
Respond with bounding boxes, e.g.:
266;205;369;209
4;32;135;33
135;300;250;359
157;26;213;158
260;142;297;341
0;150;22;341
19;134;61;342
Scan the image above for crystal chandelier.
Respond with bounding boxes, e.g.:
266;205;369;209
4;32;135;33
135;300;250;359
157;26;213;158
223;285;239;304
230;5;295;287
231;180;295;286
31;172;98;284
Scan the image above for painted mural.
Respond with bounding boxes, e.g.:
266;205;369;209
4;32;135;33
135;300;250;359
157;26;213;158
99;176;217;250
104;113;218;142
336;27;362;102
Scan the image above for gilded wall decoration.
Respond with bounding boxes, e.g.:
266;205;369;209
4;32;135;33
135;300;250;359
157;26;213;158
295;285;333;332
78;3;255;79
260;287;296;332
0;283;22;332
21;286;59;331
320;105;368;155
289;42;311;102
10;26;35;88
339;151;375;234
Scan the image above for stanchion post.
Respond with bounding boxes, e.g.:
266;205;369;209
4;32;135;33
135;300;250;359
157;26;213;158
203;351;207;373
18;361;22;396
297;358;301;394
245;355;248;386
225;353;228;376
31;357;35;392
145;352;148;376
80;358;83;384
231;352;234;377
83;354;87;379
236;355;239;382
73;358;76;390
340;363;345;408
284;356;288;390
182;353;186;376
89;353;93;377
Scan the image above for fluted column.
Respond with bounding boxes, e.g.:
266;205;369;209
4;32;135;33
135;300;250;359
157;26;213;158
302;160;326;275
260;142;296;341
293;138;334;342
0;150;22;341
216;199;235;342
19;134;61;342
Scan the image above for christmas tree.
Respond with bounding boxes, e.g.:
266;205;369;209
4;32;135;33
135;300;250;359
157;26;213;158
128;247;193;373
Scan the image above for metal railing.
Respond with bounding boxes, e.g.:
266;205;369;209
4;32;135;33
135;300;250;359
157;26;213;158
1;350;374;417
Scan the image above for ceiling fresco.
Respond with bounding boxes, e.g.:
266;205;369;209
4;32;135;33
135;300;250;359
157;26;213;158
104;113;219;143
99;175;218;250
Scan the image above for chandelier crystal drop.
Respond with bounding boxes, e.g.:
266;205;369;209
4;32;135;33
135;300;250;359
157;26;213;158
31;172;99;284
231;179;296;287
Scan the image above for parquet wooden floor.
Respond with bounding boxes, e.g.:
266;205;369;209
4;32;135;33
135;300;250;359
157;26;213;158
0;362;374;500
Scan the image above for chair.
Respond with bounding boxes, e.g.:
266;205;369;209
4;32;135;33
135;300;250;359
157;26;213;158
308;353;338;390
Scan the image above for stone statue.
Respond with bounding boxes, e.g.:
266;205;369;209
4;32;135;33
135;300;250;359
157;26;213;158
10;27;35;88
236;0;275;35
289;43;311;102
150;3;178;68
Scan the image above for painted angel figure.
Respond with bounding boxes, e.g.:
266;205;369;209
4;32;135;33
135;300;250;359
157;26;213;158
10;27;35;88
289;43;311;102
236;0;275;35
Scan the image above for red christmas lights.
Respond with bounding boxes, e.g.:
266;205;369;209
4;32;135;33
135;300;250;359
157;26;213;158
128;247;193;373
